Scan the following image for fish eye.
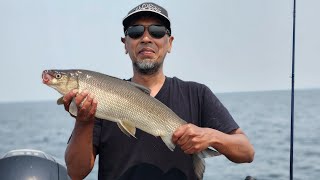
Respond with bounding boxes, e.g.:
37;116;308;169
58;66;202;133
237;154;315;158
55;73;62;79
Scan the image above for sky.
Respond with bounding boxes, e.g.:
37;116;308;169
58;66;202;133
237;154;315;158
0;0;319;103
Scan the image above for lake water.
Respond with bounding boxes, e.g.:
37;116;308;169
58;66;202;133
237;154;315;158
0;89;319;180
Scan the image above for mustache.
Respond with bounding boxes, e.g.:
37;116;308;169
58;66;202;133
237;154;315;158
137;46;156;53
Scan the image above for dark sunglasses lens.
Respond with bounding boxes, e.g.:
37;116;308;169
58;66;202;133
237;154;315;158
127;26;144;39
149;25;166;38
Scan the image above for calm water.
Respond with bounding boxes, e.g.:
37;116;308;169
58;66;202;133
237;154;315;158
0;89;319;180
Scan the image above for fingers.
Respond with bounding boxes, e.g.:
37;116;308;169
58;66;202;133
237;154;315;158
75;91;98;122
88;98;98;120
173;124;209;154
182;137;204;154
77;93;94;118
177;125;198;153
75;90;89;108
63;89;98;122
172;124;189;143
176;131;191;146
63;89;78;111
173;124;196;145
180;142;193;152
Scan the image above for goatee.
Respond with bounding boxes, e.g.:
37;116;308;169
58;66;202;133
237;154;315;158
133;59;162;75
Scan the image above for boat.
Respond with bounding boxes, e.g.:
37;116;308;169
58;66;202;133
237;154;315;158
0;149;70;180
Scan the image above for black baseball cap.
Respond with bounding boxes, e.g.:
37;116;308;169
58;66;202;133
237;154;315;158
122;2;171;34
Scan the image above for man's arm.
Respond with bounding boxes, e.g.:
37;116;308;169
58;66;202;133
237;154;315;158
172;124;255;163
63;90;98;180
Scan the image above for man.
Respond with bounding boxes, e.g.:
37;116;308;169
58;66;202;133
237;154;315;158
64;2;254;180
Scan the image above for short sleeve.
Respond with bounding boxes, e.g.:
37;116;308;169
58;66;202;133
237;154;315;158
201;86;239;133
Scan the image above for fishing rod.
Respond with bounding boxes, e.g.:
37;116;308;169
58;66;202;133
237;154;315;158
290;0;296;180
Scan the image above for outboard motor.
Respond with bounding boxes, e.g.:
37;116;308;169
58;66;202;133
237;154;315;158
0;149;70;180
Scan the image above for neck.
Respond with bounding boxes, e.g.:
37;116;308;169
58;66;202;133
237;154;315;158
131;70;166;97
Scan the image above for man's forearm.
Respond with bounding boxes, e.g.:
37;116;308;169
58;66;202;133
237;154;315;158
65;120;96;179
210;128;255;163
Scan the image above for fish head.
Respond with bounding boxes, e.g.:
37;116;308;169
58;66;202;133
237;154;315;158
42;69;79;95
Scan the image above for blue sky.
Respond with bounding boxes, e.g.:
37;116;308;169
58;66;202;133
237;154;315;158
0;0;319;102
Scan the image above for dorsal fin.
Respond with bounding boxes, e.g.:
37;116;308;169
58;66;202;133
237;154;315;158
127;81;151;95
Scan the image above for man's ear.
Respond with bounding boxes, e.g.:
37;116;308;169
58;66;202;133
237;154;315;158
121;37;128;54
121;37;126;44
167;36;174;53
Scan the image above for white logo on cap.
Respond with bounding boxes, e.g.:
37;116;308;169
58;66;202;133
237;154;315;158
134;3;162;13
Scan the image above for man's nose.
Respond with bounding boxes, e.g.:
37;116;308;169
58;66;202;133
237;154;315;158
140;29;152;43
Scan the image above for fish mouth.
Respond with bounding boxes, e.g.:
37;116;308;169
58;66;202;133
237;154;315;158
42;70;52;84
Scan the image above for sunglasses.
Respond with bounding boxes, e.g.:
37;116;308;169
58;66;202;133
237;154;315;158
125;25;171;39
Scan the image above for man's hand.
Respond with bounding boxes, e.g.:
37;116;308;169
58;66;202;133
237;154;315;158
172;124;214;154
173;124;255;163
63;89;98;122
64;89;98;179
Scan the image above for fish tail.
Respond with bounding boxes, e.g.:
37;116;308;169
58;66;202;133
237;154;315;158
193;148;221;180
193;153;205;180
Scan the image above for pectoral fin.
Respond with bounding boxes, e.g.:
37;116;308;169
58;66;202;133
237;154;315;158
68;100;78;117
117;121;137;138
127;81;151;95
198;147;221;158
57;96;64;105
57;96;78;117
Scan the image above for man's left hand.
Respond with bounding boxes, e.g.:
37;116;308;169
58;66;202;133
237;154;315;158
172;124;214;154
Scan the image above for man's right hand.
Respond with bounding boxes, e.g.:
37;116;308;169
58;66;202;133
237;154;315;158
64;89;98;179
62;89;98;122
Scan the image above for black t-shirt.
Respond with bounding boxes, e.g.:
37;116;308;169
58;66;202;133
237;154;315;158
93;77;239;180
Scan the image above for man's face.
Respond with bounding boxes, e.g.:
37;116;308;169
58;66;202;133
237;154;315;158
122;17;174;75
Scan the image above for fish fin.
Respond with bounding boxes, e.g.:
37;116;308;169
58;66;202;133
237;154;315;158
68;100;78;117
193;148;221;180
117;122;137;138
57;96;64;105
160;135;176;151
193;153;205;180
198;147;221;158
127;81;151;95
